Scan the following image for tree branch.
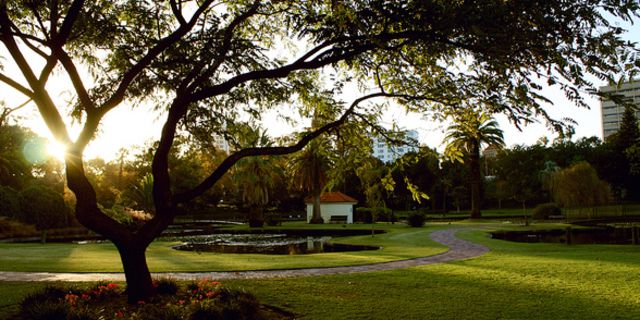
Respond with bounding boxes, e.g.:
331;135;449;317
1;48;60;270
99;0;215;114
173;92;392;204
169;0;186;25
0;7;71;144
0;72;34;98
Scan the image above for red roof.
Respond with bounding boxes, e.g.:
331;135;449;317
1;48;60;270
304;192;358;204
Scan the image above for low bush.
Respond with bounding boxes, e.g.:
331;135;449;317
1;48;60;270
407;212;426;227
354;207;373;223
18;279;272;320
0;185;21;219
355;207;395;223
0;216;37;238
154;278;179;295
532;203;562;220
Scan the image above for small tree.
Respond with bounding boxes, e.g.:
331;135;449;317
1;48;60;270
444;111;504;218
552;162;611;208
19;185;69;243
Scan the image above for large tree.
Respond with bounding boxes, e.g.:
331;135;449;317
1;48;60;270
444;111;504;218
0;1;637;302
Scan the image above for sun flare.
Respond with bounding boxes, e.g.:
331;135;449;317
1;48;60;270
47;140;68;161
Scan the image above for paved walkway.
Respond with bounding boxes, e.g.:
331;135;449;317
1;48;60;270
0;228;489;282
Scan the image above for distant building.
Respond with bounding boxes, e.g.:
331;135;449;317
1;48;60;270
213;135;230;153
371;130;419;163
305;192;358;224
600;80;640;139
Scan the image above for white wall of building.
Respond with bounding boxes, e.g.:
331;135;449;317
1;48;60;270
600;80;640;139
371;130;419;163
306;203;354;223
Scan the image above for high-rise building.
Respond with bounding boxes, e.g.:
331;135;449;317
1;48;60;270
371;130;419;163
600;80;640;139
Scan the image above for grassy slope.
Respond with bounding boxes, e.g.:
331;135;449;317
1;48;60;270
0;223;446;272
2;222;640;319
224;226;640;319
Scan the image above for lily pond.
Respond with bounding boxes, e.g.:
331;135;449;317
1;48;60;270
170;233;380;255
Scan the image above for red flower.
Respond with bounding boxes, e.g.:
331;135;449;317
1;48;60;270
115;311;125;318
81;293;91;301
178;300;186;305
137;300;146;305
107;283;119;290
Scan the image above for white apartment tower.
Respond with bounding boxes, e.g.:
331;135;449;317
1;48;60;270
600;80;640;139
371;130;419;163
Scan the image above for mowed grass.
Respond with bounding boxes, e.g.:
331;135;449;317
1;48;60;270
2;222;640;319
222;227;640;319
0;223;447;272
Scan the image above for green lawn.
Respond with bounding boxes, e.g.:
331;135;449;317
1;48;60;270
0;223;447;272
2;222;640;319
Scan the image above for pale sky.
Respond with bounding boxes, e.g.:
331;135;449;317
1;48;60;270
2;15;638;161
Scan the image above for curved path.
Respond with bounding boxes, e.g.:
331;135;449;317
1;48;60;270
0;228;489;282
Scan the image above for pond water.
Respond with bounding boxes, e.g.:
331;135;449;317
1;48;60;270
170;233;380;255
491;226;640;245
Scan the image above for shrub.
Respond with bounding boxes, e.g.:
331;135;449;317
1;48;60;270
155;278;179;295
0;185;21;219
0;216;37;237
16;280;267;320
373;207;393;222
20;285;69;320
214;288;262;320
19;184;69;230
407;212;426;227
354;207;373;223
532;203;561;220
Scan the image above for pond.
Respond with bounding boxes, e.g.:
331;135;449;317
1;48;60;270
491;226;640;245
170;233;381;255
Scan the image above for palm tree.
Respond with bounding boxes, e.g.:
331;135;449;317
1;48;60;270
234;155;280;227
444;111;504;218
290;140;331;224
232;127;281;227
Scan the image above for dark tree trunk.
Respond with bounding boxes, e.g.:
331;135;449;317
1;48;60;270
117;243;155;303
469;140;482;219
248;206;264;227
66;153;159;302
309;191;324;224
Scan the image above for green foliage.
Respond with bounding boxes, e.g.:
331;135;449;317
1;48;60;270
552;162;611;208
0;185;20;219
16;281;265;320
355;207;393;223
19;184;69;230
154;278;179;295
20;285;69;320
407;212;426;227
532;203;562;220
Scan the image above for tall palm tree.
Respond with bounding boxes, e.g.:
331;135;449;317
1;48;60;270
444;111;504;218
290;140;331;224
234;155;280;227
232;127;281;227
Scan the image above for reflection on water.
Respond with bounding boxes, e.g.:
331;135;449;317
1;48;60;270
492;226;639;245
170;233;380;254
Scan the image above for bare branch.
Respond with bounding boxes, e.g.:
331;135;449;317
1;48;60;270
54;0;84;45
0;7;71;144
0;98;31;125
0;72;34;98
169;0;186;25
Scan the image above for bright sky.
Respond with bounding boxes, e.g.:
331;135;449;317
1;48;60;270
2;15;639;161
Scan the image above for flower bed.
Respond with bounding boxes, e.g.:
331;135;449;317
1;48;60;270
18;279;290;319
